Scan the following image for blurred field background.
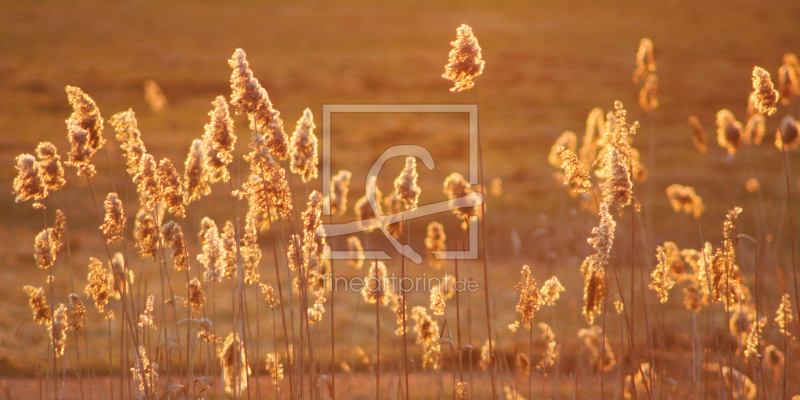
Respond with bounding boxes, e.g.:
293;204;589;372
1;0;800;399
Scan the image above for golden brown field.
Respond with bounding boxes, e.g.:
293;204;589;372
2;1;800;399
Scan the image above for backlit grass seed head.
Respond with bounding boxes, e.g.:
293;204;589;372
220;333;251;395
395;156;421;209
265;353;284;385
198;217;218;247
456;382;468;399
540;276;565;306
600;148;632;214
666;184;704;219
184;139;210;204
136;154;158;212
347;236;364;269
722;367;756;400
743;316;765;359
443;24;485;93
778;63;800;105
516;352;530;376
241;217;261;284
199;226;224;282
14;154;47;204
49;304;68;357
259;282;279;308
289;108;319;183
131;346;157;400
134;209;159;261
68;294;85;332
162;221;188;271
776;115;800;150
633;38;655;83
537;323;558;369
101;192;125;243
65;125;96;177
85;257;112;313
138;295;155;329
220;221;238;279
764;344;784;375
639;74;659;112
743;113;766;145
330;170;352;216
109;109;147;176
355;177;383;231
579;108;607;168
24;286;51;325
186;278;204;318
716;109;743;155
515;265;544;329
156;158;186;217
36;142;66;191
557;146;592;195
688;116;708;154
110;253;134;300
65;86;104;154
412;306;442;370
623;363;654;400
144;79;167;112
239;145;293;218
751;66;779;116
229;48;289;160
362;261;394;306
776;293;793;337
424;221;446;269
649;246;676;303
582;266;607;325
34;228;57;270
203;96;236;184
430;286;446;315
444;172;478;228
548;131;578;168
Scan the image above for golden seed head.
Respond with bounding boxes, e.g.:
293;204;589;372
241;216;262;285
198;226;224;282
649;245;676;303
455;382;468;399
515;265;544;329
633;38;656;83
750;66;779;116
131;346;158;400
579;108;607;168
443;24;485;93
161;220;188;271
688;116;708;154
220;221;239;279
185;278;205;318
137;295;156;329
134;209;160;261
778;63;800;105
68;294;85;332
203;96;236;184
665;184;704;219
34;228;57;270
184;139;210;204
13;154;48;204
716;109;743;155
347;236;364;269
548;131;578;168
100;192;126;243
540;276;565;306
639;74;659;112
135;153;158;212
744;113;766;145
239;145;293;218
23;285;51;325
143;79;167;112
50;303;68;357
775;293;794;337
36;142;66;192
362;261;394;305
443;172;478;228
65;86;104;154
259;282;279;308
156;158;186;218
557;146;592;195
412;306;442;370
424;221;446;269
85;257;112;313
65;124;97;177
109;109;147;176
330;170;352;216
776;115;800;150
219;333;251;395
265;353;284;385
395;156;421;209
430;286;446;315
354;176;383;231
289;108;319;183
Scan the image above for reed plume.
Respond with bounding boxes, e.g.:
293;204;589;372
688;116;708;154
259;283;279;307
65;125;96;177
137;295;155;329
220;332;250;395
136;154;158;212
557;146;592;195
162;220;188;271
540;276;565;306
537;323;558;369
778;62;800;105
347;236;364;269
23;286;51;325
36;142;66;192
515;265;544;329
395;156;421;209
354;176;383;231
109;109;147;176
198;226;224;282
411;306;441;370
13;154;47;205
68;294;85;332
633;38;655;83
456;382;468;399
361;261;393;306
65;86;104;156
639;74;659;112
144;79;167;112
548;131;577;167
444;172;478;228
85;257;112;313
34;227;57;270
775;293;793;337
100;192;125;243
229;48;289;159
579;108;606;168
776;115;800;150
131;345;158;400
241;216;261;284
134;209;159;261
578;325;616;371
265;353;284;385
716;109;743;155
220;221;238;279
239;137;293;217
184;139;210;204
430;286;446;315
443;24;485;93
203;96;236;184
330;170;352;216
623;363;653;399
49;304;68;357
666;184;704;219
649;245;675;303
750;66;779;116
289;108;319;182
743;113;766;145
110;253;134;300
424;221;446;269
156;158;186;217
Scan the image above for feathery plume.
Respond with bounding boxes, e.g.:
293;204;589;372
354;176;383;231
65;125;96;177
199;226;224;282
65;86;104;155
265;353;284;385
443;24;485;93
23;286;51;325
540;276;565;306
743;316;765;359
156;158;186;217
259;283;279;307
85;257;112;313
688;116;707;154
239;142;293;218
557;146;592;195
13;154;47;204
743;113;766;145
537;323;559;369
395;156;421;209
138;295;156;329
68;294;85;332
289;108;319;182
430;286;446;315
162;221;188;271
456;382;468;399
100;192;125;243
110;253;133;300
144;79;167;112
134;209;159;261
131;346;158;400
346;236;364;269
241;216;261;284
666;184;704;219
444;172;478;228
33;228;57;270
649;246;675;303
361;261;394;306
50;304;68;357
633;38;655;83
548;131;577;168
776;115;800;150
220;333;250;395
135;154;158;212
578;326;616;372
623;363;654;399
764;345;784;376
639;74;659;112
330;170;352;216
109;109;147;176
579;108;607;168
203;96;236;183
424;222;446;269
220;221;239;279
36;142;66;191
716;109;743;155
778;62;800;105
229;48;289;159
750;66;779;116
515;265;544;329
776;293;793;337
722;367;756;400
184;139;210;204
412;306;442;370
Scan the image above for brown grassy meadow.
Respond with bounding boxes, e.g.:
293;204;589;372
2;1;800;399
